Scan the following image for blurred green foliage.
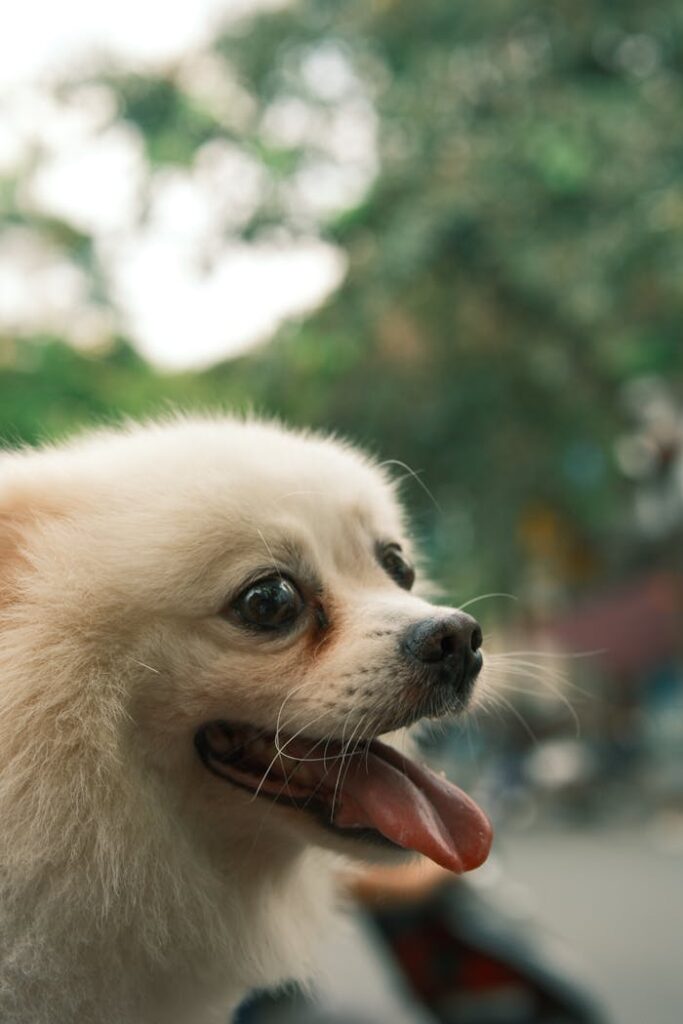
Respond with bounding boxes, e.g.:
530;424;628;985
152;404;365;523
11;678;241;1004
2;0;683;599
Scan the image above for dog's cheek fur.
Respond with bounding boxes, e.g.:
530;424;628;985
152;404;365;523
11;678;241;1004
0;514;341;1023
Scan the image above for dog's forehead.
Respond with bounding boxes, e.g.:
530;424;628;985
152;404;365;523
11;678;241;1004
196;431;405;577
197;444;406;568
251;493;395;568
167;422;404;538
74;421;406;579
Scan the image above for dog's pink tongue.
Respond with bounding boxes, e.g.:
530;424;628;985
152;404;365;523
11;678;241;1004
333;745;492;873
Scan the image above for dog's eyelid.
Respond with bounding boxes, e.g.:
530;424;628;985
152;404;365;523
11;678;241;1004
235;565;294;593
375;539;407;558
374;539;416;591
224;575;307;633
222;564;322;613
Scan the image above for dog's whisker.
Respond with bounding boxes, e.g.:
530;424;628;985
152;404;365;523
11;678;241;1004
484;661;570;688
484;669;583;737
298;735;350;814
487;662;571;686
128;657;161;675
378;458;441;512
257;710;336;798
331;714;368;820
484;660;587;703
457;592;519;612
251;708;329;801
487;655;583;682
486;656;597;701
255;527;283;582
274;679;315;757
330;707;360;818
492;648;608;660
481;688;539;744
271;734;332;803
474;685;504;715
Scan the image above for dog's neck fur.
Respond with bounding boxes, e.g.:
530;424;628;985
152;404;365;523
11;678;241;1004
0;625;339;1024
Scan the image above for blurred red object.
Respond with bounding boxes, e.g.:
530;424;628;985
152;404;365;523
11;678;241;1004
544;573;683;678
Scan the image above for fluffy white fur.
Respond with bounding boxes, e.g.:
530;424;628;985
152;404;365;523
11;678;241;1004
0;416;459;1023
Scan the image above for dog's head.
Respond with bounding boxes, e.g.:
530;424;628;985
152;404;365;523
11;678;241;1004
0;418;491;875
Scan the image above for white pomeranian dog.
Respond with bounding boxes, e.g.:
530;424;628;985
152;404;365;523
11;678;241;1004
0;417;491;1024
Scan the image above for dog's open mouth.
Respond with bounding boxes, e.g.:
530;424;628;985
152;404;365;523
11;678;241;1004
195;721;492;874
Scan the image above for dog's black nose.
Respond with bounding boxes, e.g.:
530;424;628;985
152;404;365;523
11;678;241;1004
402;612;483;689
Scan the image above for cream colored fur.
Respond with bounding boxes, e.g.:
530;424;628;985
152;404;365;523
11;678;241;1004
0;416;452;1023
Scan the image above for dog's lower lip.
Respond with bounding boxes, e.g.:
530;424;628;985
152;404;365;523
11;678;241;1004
194;720;492;874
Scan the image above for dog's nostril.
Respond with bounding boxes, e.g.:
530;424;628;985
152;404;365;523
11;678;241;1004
440;633;456;658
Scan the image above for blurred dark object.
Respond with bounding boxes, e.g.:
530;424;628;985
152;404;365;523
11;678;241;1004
237;867;606;1024
372;878;606;1024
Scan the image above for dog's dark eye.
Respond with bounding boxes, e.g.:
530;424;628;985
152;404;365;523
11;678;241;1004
233;577;304;630
378;543;415;591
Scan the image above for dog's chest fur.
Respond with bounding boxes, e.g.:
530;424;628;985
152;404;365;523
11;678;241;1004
0;833;339;1024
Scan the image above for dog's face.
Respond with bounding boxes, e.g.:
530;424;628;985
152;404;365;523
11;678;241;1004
1;418;491;875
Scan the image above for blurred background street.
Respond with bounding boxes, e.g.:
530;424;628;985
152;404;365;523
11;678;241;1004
2;1;683;1021
499;821;683;1024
